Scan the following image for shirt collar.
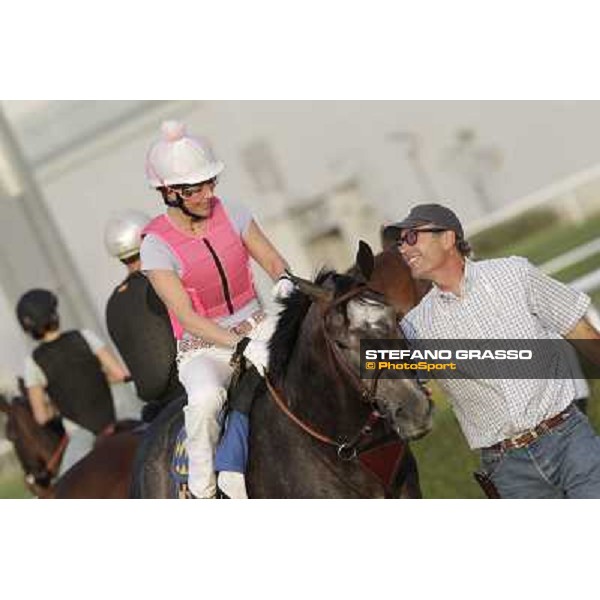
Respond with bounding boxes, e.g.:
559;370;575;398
432;258;475;300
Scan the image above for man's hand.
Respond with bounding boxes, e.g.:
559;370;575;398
566;316;600;365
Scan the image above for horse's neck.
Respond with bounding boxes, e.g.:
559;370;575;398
282;320;369;440
11;402;59;464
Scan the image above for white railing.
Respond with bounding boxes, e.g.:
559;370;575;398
466;161;600;236
540;238;600;275
570;269;600;294
461;161;600;293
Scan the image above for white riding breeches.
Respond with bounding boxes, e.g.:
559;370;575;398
177;315;277;498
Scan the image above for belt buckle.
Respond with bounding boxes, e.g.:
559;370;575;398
232;310;265;337
508;429;538;450
234;321;251;336
537;421;551;436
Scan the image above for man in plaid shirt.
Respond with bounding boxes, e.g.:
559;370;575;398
384;203;600;498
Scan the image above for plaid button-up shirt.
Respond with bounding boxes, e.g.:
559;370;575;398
401;256;590;449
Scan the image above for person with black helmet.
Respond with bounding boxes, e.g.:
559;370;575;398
384;203;600;498
16;289;131;474
104;209;183;422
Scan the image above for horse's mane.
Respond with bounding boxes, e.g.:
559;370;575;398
269;268;360;384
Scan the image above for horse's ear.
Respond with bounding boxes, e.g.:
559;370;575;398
356;240;375;281
285;271;334;303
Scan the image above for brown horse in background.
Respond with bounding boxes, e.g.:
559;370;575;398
51;422;141;499
0;390;65;497
0;386;142;498
366;245;431;316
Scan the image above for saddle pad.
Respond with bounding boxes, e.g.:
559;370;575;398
171;425;189;485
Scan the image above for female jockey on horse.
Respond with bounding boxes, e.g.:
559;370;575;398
140;121;293;499
16;289;131;475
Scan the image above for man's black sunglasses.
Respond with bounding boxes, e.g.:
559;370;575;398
397;228;447;247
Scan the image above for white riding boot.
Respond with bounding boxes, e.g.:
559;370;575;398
217;471;248;499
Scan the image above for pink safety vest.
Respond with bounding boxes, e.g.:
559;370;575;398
142;198;258;339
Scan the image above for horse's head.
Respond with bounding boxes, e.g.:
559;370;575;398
272;243;433;442
0;392;63;488
367;244;432;318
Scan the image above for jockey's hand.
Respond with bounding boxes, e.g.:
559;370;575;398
242;338;270;375
272;273;296;301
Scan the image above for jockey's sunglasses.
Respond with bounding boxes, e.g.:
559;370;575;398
397;228;447;247
172;178;218;198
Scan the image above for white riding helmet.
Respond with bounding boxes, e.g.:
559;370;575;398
145;120;225;188
104;210;151;260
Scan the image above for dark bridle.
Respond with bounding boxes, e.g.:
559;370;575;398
264;274;419;462
0;392;68;492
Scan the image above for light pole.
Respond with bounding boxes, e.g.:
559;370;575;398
444;128;503;213
387;130;439;200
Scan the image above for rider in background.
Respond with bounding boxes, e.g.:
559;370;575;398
16;289;130;475
141;121;293;499
105;210;183;422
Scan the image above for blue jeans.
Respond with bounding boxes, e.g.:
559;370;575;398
480;406;600;498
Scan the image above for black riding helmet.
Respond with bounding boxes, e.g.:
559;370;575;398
16;289;59;339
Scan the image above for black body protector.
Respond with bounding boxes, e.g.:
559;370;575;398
32;331;115;434
106;271;182;405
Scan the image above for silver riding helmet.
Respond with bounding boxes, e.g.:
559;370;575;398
104;210;151;260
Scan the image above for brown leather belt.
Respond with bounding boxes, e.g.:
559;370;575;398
487;404;574;452
230;310;266;336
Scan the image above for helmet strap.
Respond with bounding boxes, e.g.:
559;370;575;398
162;190;205;222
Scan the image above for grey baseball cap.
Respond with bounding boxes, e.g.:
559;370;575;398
383;203;464;240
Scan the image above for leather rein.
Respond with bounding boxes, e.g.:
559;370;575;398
265;284;396;461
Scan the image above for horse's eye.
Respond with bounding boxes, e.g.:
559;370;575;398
335;340;350;350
